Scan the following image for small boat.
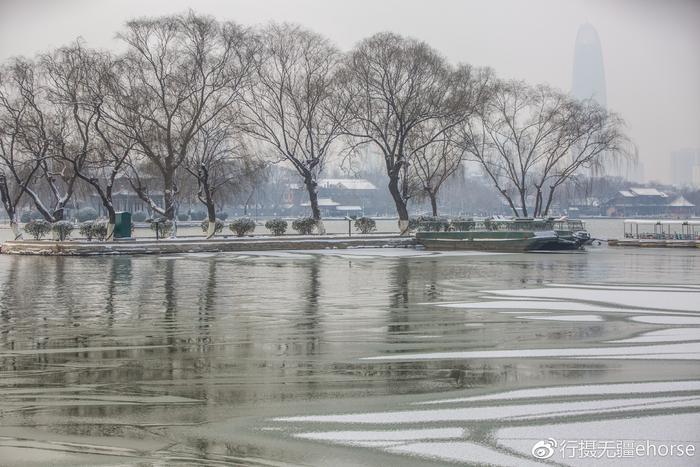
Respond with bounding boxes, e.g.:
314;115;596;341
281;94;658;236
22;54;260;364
415;217;587;252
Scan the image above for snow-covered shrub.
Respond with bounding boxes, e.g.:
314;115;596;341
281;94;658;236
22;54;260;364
265;218;288;236
354;217;376;234
200;218;224;235
416;216;449;232
149;218;173;238
77;207;98;222
292;217;317;235
229;217;256;237
79;221;95;240
52;220;74;241
92;220;109;241
24;219;51;240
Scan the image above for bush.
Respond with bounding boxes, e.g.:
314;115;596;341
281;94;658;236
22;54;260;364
265;218;288;236
177;213;189;222
52;220;74;241
24;219;51;240
354;217;376;234
416;216;450;232
132;211;147;222
77;207;98;222
149;218;173;238
200;218;224;235
79;221;95;240
229;217;256;237
92;220;109;241
216;211;229;221
190;211;207;221
292;217;317;235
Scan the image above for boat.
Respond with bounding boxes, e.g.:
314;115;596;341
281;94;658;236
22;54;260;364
415;217;587;252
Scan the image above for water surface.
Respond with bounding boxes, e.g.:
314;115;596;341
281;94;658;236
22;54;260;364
0;245;698;465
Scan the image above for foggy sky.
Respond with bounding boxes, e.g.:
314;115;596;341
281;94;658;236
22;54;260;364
1;0;698;184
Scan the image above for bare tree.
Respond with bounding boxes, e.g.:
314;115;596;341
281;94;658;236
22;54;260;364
185;116;265;238
532;99;627;216
241;23;348;233
0;62;45;238
111;12;257;235
0;57;79;225
41;42;138;239
408;65;493;216
461;81;575;217
409;127;464;216
341;33;468;233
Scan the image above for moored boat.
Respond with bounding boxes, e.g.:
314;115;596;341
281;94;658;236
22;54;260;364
415;217;587;252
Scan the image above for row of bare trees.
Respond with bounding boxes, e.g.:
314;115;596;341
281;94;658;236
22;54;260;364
0;12;628;240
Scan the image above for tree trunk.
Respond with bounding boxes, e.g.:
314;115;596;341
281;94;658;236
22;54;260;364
106;207;116;241
10;215;22;240
429;192;438;217
519;189;528;218
304;177;325;235
388;175;410;235
543;185;557;217
205;202;216;239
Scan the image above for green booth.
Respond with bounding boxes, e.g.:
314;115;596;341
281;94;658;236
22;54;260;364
114;212;132;239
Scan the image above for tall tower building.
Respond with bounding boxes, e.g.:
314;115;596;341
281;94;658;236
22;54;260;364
572;23;607;108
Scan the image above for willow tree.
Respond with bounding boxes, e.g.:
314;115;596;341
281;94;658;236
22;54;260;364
0;57;80;226
341;33;469;234
461;81;625;217
241;23;348;234
185;116;265;238
111;12;257;235
408;65;493;216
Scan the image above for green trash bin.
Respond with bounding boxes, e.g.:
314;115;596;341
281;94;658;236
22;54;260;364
114;212;132;239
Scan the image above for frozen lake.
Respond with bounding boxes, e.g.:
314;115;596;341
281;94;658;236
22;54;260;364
0;245;698;465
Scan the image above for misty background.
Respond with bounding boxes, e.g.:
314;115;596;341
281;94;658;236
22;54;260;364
1;0;698;184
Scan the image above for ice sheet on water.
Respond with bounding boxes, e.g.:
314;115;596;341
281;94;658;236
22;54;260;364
484;287;700;312
387;441;543;467
295;428;465;441
274;396;700;424
631;316;700;325
513;314;603;322
359;342;700;361
416;380;700;404
610;328;700;343
437;300;631;312
496;413;700;467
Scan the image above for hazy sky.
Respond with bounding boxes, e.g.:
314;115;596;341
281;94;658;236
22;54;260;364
1;0;698;183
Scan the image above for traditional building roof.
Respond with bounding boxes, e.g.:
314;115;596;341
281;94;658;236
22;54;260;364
668;195;695;207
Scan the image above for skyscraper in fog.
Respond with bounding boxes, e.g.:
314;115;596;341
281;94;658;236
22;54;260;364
572;23;607;108
671;148;700;187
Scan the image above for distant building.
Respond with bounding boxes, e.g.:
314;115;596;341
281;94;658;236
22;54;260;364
671;148;700;187
572;23;607;107
287;178;379;217
604;187;695;217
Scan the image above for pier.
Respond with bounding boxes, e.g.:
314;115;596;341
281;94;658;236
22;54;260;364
608;219;700;248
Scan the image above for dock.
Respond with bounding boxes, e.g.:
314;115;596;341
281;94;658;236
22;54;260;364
607;219;700;249
608;238;700;248
0;234;416;256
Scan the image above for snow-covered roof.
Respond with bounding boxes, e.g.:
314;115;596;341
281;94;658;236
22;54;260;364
629;187;667;197
318;179;377;190
300;198;339;207
619;190;635;197
668;195;695;207
335;205;362;211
